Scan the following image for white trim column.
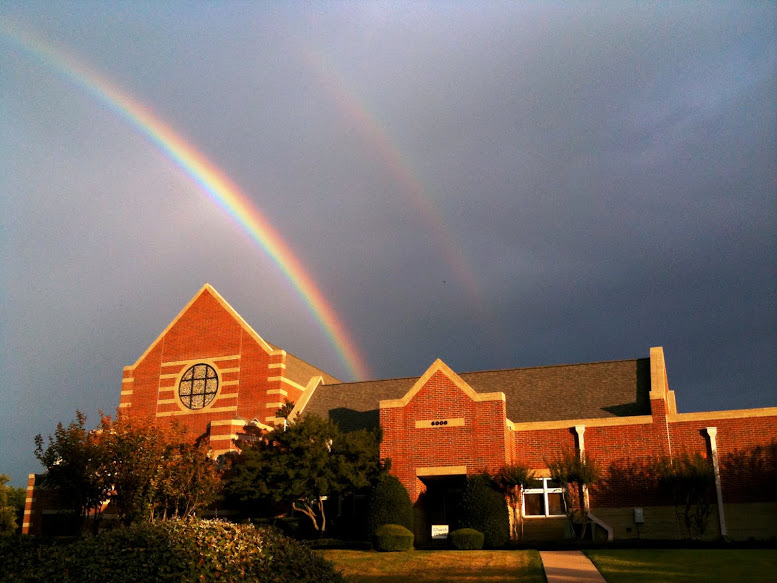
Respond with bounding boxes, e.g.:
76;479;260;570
705;427;727;537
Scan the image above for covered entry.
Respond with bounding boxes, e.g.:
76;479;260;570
415;467;467;547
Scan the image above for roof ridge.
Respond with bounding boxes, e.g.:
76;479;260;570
320;357;646;388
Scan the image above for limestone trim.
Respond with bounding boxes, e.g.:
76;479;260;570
265;402;285;409
121;377;134;384
380;358;505;409
649;346;669;401
127;284;275;369
156;405;237;417
161;354;242;367
415;418;465;428
267;389;288;396
668;407;777;422
118;402;130;408
120;390;133;396
209;434;239;443
417;465;467;477
510;415;653;432
288;376;325;421
269;362;286;369
268;376;306;393
210;419;246;427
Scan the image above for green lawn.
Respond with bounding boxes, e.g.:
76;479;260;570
585;549;777;583
318;549;546;583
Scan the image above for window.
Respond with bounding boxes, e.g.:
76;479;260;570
523;478;565;517
178;363;219;410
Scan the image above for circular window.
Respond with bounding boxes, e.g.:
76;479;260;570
178;363;219;410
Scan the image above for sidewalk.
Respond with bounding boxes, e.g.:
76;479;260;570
540;550;606;583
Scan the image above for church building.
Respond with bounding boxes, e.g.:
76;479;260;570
24;284;777;542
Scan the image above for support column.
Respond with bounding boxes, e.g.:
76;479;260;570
706;427;727;538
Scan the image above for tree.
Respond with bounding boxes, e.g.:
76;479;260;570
228;414;383;535
0;475;19;535
654;452;715;539
34;411;111;532
493;463;535;541
546;449;601;541
366;473;413;538
455;473;510;548
36;410;223;530
154;440;222;520
275;400;296;419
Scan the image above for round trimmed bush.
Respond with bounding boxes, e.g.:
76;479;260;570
449;528;484;550
366;474;413;537
374;523;414;552
455;474;510;548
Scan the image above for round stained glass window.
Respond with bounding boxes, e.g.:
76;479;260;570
178;363;219;410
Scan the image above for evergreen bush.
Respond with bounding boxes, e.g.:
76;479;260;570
373;524;414;551
455;474;510;549
0;519;343;583
366;474;413;538
449;528;484;550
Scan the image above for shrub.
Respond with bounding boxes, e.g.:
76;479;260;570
374;524;414;552
449;528;484;550
366;474;413;537
0;519;343;583
455;474;509;549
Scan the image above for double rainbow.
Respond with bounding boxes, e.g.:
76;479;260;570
1;22;371;381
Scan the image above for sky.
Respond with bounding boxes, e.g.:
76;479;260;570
1;1;775;487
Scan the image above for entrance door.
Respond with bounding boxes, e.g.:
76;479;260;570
417;475;466;547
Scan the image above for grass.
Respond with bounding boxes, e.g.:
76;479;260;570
318;549;546;583
585;549;777;583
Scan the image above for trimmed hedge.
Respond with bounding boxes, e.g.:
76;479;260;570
0;519;343;583
374;524;414;552
449;528;484;550
455;474;510;549
366;474;414;538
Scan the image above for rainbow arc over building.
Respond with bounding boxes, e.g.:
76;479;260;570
1;22;371;381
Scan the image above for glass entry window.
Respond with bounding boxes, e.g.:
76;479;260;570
523;478;565;517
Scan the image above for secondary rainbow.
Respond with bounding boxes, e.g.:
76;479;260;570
1;22;371;381
306;49;484;309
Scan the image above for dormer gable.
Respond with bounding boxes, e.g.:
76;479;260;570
379;358;505;409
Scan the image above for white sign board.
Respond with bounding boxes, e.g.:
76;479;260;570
431;524;449;539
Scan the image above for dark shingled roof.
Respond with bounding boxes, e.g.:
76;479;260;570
303;358;651;431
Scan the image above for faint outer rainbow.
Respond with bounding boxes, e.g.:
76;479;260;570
1;23;371;381
306;49;484;310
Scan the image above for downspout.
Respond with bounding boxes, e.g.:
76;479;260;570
705;427;727;538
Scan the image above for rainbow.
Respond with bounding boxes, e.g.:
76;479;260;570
1;22;372;381
306;49;484;309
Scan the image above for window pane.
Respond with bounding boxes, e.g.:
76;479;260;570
524;493;544;516
546;480;562;489
547;493;564;516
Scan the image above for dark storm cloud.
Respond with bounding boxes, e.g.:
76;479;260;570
1;2;775;487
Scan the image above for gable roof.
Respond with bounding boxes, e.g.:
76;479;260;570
302;357;651;431
127;285;341;384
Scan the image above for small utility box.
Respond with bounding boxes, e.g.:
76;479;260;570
634;507;645;524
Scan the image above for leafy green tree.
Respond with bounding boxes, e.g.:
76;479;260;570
455;473;510;548
275;400;296;419
0;475;19;535
34;411;110;532
366;473;413;538
228;414;382;534
493;463;535;541
546;449;601;541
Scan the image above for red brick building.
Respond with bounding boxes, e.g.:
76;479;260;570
24;285;777;541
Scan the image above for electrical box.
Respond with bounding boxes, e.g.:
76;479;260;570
634;507;644;524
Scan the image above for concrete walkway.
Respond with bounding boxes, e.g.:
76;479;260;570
540;550;606;583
